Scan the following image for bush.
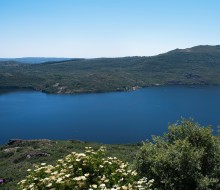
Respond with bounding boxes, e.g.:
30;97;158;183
18;147;154;190
136;118;220;190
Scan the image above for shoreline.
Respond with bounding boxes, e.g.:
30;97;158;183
0;138;142;147
0;83;218;95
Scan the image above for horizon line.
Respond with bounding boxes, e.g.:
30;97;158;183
0;44;219;59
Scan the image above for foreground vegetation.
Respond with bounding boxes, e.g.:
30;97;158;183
1;45;220;94
0;140;140;189
18;147;154;190
136;119;220;190
1;118;220;189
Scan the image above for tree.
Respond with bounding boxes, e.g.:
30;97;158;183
136;118;220;190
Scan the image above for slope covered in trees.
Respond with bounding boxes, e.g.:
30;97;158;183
1;45;220;94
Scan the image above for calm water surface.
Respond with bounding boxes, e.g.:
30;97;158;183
1;86;220;144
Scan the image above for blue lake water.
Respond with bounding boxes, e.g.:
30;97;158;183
0;86;220;145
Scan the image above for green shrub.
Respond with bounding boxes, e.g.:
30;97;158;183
136;118;220;190
18;147;154;190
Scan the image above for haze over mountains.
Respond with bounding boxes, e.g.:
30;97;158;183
0;57;73;64
1;45;220;94
1;45;220;63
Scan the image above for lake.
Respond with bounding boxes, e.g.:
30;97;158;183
0;86;220;145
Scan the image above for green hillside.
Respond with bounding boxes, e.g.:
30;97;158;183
1;45;220;94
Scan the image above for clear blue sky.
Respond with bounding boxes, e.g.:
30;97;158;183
0;0;220;58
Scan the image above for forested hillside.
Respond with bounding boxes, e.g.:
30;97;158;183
1;45;220;94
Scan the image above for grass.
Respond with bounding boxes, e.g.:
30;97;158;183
0;140;140;189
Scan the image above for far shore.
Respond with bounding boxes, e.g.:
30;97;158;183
0;83;217;95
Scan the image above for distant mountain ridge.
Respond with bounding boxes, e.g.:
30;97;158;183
0;57;74;64
1;45;220;94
